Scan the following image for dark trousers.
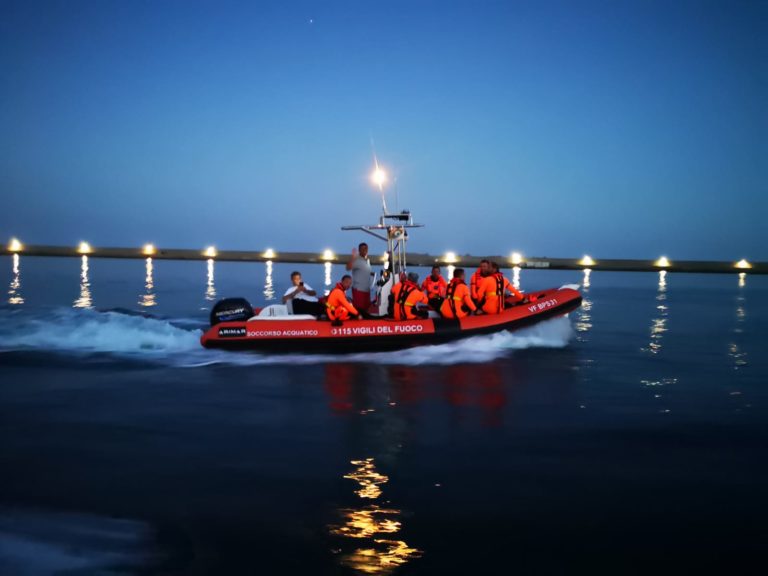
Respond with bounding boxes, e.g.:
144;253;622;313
292;299;324;316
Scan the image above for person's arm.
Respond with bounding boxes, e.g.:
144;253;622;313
439;277;447;297
346;248;357;271
462;286;477;312
282;286;302;304
470;272;480;300
303;284;317;297
505;279;524;302
341;293;359;316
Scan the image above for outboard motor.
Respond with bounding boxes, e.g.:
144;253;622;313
210;297;254;326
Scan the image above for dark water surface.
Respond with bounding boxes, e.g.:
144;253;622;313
1;256;766;574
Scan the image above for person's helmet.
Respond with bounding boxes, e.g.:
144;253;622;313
407;272;419;283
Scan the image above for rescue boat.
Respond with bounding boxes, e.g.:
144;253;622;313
200;206;582;353
200;284;582;353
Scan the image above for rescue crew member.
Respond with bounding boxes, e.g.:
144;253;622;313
389;272;429;320
326;275;359;322
346;242;373;313
470;259;491;303
421;265;447;309
440;268;477;319
477;262;524;314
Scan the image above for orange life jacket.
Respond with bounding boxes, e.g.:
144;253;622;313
326;283;359;321
440;279;476;319
391;281;429;320
421;275;447;299
478;273;522;314
470;268;486;301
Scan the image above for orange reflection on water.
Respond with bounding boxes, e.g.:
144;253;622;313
338;539;422;574
345;458;388;499
330;507;401;539
8;253;24;305
330;458;421;574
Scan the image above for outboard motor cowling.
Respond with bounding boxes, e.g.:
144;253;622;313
210;298;254;326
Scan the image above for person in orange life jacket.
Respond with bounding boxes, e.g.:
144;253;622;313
470;259;491;303
477;262;524;314
440;268;477;319
326;275;359;322
389;272;429;320
421;265;447;309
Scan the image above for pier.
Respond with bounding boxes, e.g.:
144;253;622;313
4;240;765;274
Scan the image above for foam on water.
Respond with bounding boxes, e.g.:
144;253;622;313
0;307;574;366
0;307;201;358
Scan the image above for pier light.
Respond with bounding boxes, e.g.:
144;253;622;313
510;252;524;265
322;249;336;261
371;166;387;190
654;256;670;268
263;248;276;259
8;238;23;252
78;242;92;254
142;244;156;256
204;246;217;258
444;251;458;264
579;255;595;267
735;259;752;270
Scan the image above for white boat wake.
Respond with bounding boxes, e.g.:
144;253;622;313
0;307;574;367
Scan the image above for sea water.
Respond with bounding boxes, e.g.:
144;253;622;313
0;256;766;574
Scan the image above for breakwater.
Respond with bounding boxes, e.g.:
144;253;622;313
4;242;764;274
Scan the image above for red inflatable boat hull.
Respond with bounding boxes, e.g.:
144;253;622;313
200;286;581;353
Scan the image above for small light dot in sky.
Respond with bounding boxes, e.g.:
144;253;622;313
309;18;314;24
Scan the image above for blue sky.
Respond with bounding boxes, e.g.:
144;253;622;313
1;0;765;260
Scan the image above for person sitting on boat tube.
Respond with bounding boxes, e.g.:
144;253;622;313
440;268;477;319
470;259;491;303
421;265;447;309
346;242;374;312
389;272;429;320
282;271;324;316
326;275;360;322
477;262;524;314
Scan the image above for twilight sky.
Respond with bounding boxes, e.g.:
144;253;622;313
1;0;765;260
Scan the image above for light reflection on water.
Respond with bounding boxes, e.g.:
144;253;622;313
729;273;748;370
512;265;521;289
643;270;668;355
263;260;275;301
8;253;24;305
205;259;216;302
73;255;93;309
329;458;421;574
575;269;592;340
138;257;156;308
324;262;333;296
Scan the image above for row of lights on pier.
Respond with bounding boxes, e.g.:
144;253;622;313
441;250;753;270
5;238;755;270
5;239;340;261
